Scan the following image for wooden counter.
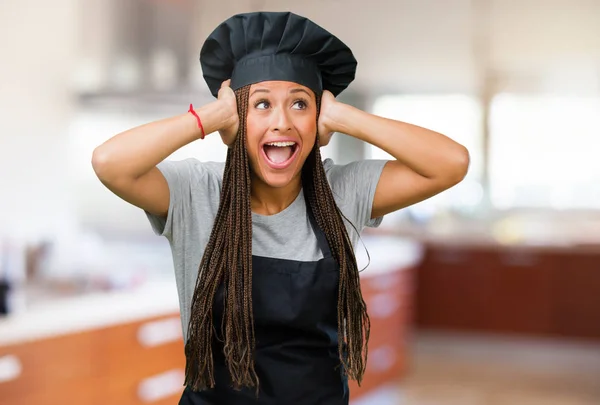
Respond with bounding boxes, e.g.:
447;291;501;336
0;314;185;405
349;262;414;400
0;236;420;404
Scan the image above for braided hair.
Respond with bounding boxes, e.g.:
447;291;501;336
184;85;370;392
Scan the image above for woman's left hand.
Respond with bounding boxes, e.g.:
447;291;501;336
317;90;342;147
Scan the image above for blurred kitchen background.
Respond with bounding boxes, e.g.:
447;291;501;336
1;0;600;404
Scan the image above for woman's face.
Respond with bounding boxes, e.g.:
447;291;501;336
246;80;317;189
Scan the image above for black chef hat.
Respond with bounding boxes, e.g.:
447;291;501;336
200;11;357;98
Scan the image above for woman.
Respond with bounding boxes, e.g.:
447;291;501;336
92;11;469;405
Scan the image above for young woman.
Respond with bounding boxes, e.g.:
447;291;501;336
92;11;469;405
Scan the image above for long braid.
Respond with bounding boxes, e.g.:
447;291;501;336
184;87;370;392
302;95;370;384
184;84;258;391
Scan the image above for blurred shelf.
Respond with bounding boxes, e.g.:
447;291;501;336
75;88;214;114
0;280;179;346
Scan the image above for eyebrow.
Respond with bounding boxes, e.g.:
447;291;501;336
250;89;270;97
249;88;312;98
290;88;311;97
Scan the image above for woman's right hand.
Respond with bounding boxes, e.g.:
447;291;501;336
217;80;239;147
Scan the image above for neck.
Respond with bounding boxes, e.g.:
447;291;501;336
251;174;302;216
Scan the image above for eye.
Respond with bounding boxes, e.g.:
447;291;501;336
292;98;308;110
254;99;270;110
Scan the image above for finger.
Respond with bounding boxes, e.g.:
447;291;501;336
221;79;231;88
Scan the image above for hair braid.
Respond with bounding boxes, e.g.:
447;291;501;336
184;86;370;393
302;96;370;384
184;84;258;392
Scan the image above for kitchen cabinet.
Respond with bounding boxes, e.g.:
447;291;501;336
0;314;185;405
0;331;99;405
552;251;600;339
350;265;414;398
415;242;600;340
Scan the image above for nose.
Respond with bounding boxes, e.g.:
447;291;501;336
271;107;292;133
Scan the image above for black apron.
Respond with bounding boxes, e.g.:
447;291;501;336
179;211;349;404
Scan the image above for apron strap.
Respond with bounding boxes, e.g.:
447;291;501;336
306;206;333;259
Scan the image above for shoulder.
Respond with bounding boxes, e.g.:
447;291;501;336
146;159;225;238
200;160;226;181
157;158;225;185
322;158;387;199
321;157;388;230
322;157;387;179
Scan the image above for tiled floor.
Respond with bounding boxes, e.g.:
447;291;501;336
399;331;600;405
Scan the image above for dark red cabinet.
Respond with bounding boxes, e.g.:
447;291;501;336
415;243;600;340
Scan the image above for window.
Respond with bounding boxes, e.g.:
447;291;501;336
489;94;600;209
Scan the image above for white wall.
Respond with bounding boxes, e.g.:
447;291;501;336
0;0;80;242
190;0;477;93
3;0;600;239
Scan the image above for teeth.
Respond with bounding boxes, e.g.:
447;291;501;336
265;141;296;147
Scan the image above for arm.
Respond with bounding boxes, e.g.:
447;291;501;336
318;91;470;219
92;84;237;217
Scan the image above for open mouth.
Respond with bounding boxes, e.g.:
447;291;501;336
262;141;299;169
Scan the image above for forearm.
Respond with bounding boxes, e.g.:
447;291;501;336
92;100;230;181
333;103;469;180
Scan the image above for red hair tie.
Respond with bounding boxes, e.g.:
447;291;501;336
188;103;205;139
